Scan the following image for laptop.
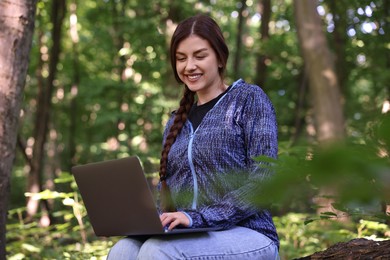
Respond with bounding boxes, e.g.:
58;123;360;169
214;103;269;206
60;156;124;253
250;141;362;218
72;156;221;237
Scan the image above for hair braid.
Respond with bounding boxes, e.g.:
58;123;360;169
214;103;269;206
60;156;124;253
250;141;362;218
159;86;195;212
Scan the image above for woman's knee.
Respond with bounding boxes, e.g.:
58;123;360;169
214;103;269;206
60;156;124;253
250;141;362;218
138;238;179;260
107;237;142;260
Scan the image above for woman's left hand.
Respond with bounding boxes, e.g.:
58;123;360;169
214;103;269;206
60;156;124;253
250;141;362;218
160;212;190;231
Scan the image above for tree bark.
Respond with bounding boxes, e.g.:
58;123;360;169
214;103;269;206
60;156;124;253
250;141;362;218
291;70;308;145
255;0;271;87
381;0;390;222
26;0;66;220
233;0;247;79
69;0;80;169
293;0;346;218
0;0;38;258
295;238;390;259
327;1;348;99
293;0;345;143
110;0;128;144
378;0;390;115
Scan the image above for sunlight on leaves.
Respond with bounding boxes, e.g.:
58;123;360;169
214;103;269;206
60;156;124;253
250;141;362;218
8;253;25;260
22;243;41;253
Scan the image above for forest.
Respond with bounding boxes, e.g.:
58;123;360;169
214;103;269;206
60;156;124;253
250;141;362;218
0;0;389;259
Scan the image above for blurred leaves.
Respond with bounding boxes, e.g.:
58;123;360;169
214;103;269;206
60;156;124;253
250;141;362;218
7;0;390;259
252;114;390;223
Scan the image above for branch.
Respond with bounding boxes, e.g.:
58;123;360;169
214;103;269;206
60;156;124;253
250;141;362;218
17;134;33;169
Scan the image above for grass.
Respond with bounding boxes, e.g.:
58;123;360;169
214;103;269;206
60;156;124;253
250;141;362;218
6;209;389;260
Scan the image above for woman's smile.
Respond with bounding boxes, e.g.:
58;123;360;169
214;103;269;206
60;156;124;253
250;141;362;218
186;74;202;81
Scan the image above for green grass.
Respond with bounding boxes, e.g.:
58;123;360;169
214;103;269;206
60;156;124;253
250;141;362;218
6;209;389;260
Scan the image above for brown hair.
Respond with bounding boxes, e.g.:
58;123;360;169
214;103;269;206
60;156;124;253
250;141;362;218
170;14;229;83
159;14;229;212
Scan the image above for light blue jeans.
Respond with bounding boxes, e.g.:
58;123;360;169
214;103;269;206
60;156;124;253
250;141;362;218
107;226;279;260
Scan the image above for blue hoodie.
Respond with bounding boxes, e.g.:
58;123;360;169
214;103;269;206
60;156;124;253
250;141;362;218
162;79;279;247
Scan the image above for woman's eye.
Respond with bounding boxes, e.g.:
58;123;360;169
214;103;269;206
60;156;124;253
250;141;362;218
176;57;186;61
196;56;206;60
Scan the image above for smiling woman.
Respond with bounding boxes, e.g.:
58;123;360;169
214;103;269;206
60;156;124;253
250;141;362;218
107;14;280;260
175;35;227;105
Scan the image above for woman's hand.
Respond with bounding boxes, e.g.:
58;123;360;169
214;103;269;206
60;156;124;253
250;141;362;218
160;212;190;231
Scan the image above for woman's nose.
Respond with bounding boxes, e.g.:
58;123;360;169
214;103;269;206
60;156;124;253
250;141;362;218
185;58;197;71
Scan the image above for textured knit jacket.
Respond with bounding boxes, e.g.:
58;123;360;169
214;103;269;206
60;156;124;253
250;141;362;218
162;79;279;246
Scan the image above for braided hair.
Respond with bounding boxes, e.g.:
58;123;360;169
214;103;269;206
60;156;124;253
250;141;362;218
159;86;195;211
159;14;229;212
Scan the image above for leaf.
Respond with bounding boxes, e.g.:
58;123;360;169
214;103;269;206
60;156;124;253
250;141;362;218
320;211;338;217
22;243;41;253
304;219;316;225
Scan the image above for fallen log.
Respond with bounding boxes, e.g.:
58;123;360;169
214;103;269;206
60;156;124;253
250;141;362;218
295;238;390;259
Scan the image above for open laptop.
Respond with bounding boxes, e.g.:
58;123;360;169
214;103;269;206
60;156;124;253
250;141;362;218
72;156;221;237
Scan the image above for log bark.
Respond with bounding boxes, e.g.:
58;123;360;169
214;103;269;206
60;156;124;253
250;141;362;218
295;238;390;259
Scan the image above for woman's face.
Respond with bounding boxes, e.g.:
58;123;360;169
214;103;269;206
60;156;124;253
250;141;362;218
175;35;223;104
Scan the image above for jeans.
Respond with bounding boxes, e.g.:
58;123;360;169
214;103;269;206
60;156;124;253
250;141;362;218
106;226;279;260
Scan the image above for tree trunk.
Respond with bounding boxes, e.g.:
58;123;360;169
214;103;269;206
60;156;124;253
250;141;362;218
111;0;128;144
233;0;247;79
291;70;308;145
0;1;37;258
293;0;346;217
69;0;80;169
293;0;345;143
379;0;390;116
26;0;66;220
160;1;183;99
381;0;390;222
255;0;271;87
327;1;348;99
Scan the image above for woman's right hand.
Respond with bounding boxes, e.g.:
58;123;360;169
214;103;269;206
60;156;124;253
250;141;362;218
160;212;190;230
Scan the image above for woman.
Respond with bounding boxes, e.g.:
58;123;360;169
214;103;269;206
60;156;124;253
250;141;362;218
108;14;279;259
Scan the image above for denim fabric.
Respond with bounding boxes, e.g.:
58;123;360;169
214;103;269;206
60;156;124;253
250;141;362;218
107;226;279;260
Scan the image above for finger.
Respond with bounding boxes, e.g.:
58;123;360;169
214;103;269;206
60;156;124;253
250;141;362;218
168;218;182;230
160;213;170;222
161;214;174;227
159;213;167;222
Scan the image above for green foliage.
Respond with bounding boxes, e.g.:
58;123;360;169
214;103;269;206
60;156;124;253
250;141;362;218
252;114;390;225
7;0;390;258
275;213;389;259
276;213;356;259
7;173;116;260
6;217;113;260
7;208;388;259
